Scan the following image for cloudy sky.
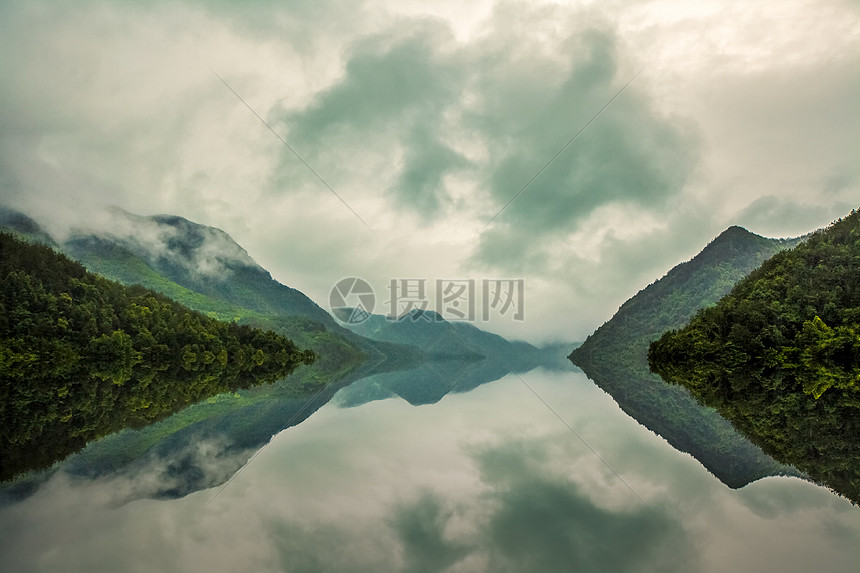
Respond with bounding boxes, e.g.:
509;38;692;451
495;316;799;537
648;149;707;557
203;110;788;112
1;0;858;343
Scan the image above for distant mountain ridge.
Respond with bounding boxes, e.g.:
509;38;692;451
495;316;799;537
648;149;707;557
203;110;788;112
569;225;803;487
343;308;543;363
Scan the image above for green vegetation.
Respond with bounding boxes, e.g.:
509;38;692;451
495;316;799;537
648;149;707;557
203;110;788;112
60;220;386;374
649;209;860;503
2;208;393;373
570;226;801;487
62;236;266;324
64;214;336;327
0;232;314;481
58;362;367;499
0;209;426;495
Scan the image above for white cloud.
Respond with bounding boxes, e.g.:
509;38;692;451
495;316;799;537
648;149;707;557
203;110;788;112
0;0;857;342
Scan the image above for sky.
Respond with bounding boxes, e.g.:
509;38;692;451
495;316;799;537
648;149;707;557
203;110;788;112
1;0;858;343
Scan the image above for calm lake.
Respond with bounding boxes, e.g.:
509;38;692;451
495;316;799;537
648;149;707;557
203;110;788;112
1;364;859;572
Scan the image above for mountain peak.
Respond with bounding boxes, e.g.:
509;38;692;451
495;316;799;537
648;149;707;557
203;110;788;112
710;225;762;246
398;309;445;322
0;207;59;248
77;208;264;281
0;207;43;235
718;224;753;236
693;225;791;266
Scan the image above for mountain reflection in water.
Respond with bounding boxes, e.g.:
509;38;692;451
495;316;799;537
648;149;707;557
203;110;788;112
1;367;858;573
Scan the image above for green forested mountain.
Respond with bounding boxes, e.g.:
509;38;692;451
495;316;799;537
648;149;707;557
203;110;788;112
63;209;335;326
0;207;400;373
569;225;801;487
0;208;412;495
649;209;860;502
0;206;551;497
61;232;371;373
0;232;313;480
0;207;58;248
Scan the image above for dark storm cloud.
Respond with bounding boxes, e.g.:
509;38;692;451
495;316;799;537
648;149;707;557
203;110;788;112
278;5;696;243
466;24;697;269
286;21;462;136
279;19;470;217
390;123;473;215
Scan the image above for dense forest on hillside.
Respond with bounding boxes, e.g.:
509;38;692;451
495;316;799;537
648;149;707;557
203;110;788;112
649;210;860;503
59;221;392;375
1;208;382;377
0;233;314;480
569;226;800;487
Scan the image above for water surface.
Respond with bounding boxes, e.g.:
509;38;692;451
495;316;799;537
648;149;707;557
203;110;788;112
1;368;858;572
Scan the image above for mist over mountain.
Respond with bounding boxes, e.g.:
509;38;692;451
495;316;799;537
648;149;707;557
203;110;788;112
0;206;56;247
62;208;336;327
0;205;423;378
96;208;259;277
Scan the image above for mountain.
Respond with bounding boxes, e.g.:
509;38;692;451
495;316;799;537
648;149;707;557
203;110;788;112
0;207;393;371
343;308;544;363
45;208;423;369
62;208;336;327
0;231;311;481
0;206;414;493
0;205;554;499
649;209;860;503
1;207;534;370
569;225;803;487
0;207;57;247
336;309;566;408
